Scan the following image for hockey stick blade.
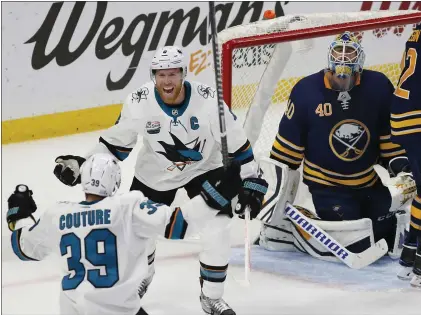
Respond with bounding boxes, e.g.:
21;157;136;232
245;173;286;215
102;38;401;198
284;203;388;269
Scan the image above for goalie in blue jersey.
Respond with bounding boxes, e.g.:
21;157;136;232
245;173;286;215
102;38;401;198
258;31;416;267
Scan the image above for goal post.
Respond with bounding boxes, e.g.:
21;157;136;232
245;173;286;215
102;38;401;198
218;11;421;157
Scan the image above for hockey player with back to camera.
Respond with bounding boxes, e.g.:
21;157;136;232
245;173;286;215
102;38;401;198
7;153;244;314
257;31;416;267
390;22;421;288
52;46;268;314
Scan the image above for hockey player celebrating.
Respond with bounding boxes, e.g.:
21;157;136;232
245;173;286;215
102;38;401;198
52;46;268;314
258;32;415;265
7;153;244;315
391;23;421;288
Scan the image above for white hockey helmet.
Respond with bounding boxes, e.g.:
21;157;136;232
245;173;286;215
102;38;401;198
80;153;121;197
150;46;187;83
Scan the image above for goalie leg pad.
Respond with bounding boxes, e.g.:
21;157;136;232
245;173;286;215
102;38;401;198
291;216;376;263
257;157;300;225
258;220;297;252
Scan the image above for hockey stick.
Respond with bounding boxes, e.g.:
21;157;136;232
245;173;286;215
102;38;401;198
209;1;251;285
282;202;388;269
209;1;229;169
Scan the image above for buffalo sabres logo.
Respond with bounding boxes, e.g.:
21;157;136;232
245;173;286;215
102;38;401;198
329;119;370;162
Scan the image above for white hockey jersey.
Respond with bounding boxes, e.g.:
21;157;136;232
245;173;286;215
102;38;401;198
11;191;217;315
89;81;258;190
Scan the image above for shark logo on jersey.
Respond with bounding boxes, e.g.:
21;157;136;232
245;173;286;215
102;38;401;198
329;119;370;162
157;132;204;171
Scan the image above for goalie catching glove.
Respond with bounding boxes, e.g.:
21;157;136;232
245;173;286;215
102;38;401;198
7;185;37;231
235;177;268;220
54;155;86;186
200;162;243;217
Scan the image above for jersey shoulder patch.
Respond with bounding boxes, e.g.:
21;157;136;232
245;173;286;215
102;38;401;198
190;81;216;100
130;82;154;104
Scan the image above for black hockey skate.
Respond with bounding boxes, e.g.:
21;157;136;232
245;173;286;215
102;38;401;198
138;271;155;299
397;243;416;280
200;292;236;315
410;240;421;288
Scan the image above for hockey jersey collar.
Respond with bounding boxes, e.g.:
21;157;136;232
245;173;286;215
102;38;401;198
154;81;192;119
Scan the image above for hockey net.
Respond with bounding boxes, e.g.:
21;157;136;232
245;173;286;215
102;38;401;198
218;10;421;159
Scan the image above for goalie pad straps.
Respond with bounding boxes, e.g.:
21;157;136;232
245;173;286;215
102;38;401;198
256;157;300;225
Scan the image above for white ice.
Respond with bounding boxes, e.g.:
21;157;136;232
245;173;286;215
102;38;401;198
2;131;421;315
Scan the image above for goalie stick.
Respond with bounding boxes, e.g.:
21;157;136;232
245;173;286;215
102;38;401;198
259;199;388;269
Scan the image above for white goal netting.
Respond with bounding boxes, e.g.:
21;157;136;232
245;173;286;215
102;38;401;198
218;10;421;159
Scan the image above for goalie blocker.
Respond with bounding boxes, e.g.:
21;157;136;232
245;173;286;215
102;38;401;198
256;157;413;267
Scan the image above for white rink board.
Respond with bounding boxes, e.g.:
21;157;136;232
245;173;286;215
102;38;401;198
3;1;419;120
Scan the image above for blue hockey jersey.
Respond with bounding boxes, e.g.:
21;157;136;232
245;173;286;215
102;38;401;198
270;69;405;190
391;23;421;145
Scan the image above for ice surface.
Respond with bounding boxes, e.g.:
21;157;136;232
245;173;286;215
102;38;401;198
2;131;420;314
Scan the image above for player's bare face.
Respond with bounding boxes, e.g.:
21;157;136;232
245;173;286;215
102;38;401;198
330;45;358;91
155;69;184;105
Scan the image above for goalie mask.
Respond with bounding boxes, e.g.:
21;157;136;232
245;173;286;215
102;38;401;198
327;32;365;91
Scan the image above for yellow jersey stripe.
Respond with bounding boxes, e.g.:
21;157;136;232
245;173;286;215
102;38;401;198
302;174;335;186
276;134;305;151
270;151;302;165
380;142;401;150
391;110;421;119
392;128;421;136
379;135;391;140
304;159;374;178
410;221;421;231
411;205;421;221
303;165;377;186
391;118;421;129
380;149;406;158
273;141;304;159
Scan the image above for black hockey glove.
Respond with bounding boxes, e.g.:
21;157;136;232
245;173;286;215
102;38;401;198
235;177;268;220
7;185;37;231
54;155;86;186
200;161;243;217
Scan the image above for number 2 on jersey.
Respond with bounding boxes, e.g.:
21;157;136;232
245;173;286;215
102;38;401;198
394;48;418;100
60;228;119;290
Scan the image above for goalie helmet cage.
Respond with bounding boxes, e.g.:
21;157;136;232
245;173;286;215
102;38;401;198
218;11;421;158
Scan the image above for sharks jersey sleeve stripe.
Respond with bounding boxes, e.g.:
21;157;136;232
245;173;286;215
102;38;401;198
99;137;133;161
229;140;254;164
164;207;188;240
11;229;38;261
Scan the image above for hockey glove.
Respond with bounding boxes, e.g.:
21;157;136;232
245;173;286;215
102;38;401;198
54;155;86;186
7;185;37;231
235;177;268;220
200;161;242;217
